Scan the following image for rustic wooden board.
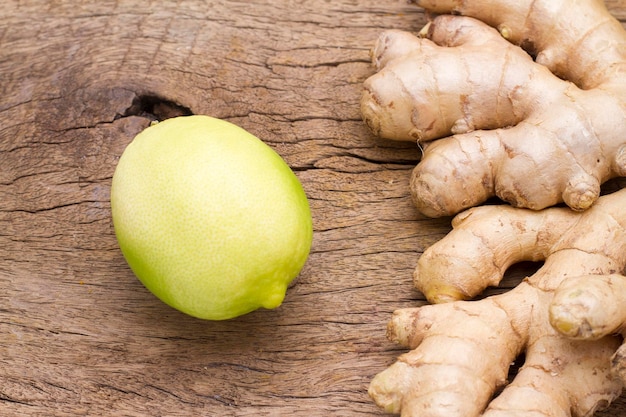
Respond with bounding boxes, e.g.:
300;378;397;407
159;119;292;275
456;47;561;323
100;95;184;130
1;1;625;415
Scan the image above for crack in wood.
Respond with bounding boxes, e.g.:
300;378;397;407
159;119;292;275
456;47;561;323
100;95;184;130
119;94;193;122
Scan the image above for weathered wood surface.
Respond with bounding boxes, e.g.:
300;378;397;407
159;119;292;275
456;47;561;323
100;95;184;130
1;1;625;415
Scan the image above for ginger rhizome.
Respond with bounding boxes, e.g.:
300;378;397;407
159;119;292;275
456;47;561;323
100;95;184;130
363;0;626;415
370;188;626;416
361;1;626;217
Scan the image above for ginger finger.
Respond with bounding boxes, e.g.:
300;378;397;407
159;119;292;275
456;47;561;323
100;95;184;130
410;118;608;216
369;29;423;70
550;274;626;340
361;16;536;143
415;204;578;303
546;273;626;385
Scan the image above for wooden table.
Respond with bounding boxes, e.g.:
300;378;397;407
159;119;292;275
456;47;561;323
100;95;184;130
2;1;625;415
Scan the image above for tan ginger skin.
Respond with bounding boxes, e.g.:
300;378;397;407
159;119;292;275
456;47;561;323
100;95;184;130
361;0;626;218
370;188;626;417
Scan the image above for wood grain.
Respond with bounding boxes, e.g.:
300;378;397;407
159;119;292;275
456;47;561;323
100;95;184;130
1;1;625;415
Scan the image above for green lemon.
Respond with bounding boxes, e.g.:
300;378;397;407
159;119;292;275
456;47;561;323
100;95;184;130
111;115;313;320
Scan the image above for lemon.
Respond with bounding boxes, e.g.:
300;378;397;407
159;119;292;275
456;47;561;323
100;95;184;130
111;115;313;320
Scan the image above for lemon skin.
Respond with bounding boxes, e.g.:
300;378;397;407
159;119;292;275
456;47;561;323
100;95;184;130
111;115;313;320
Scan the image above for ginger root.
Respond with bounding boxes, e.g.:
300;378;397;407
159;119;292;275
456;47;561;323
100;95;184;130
370;188;626;416
361;1;626;217
365;1;626;415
